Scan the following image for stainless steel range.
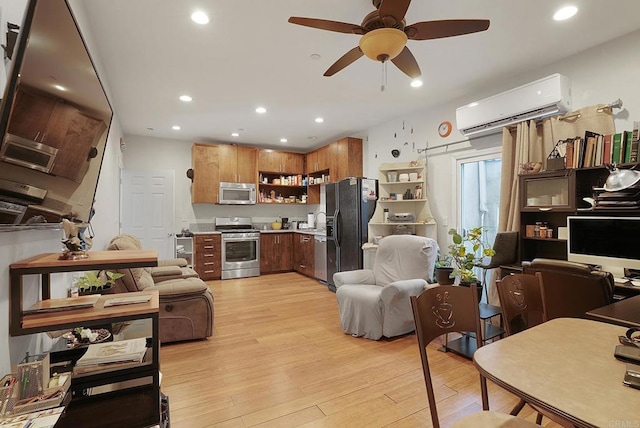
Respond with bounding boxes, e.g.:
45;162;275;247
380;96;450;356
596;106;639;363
215;217;260;279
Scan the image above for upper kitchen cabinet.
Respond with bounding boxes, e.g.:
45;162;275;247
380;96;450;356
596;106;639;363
7;85;106;182
258;149;304;174
332;137;363;181
191;143;219;204
218;144;257;183
306;144;333;175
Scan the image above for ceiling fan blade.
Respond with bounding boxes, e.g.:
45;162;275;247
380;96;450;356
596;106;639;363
405;19;490;40
378;0;412;27
391;47;421;78
288;17;364;35
324;47;364;76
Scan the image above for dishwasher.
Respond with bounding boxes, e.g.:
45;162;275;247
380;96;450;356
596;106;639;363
314;235;327;283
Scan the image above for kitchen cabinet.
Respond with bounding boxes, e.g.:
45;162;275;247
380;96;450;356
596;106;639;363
369;161;437;240
7;85;106;182
306;144;334;175
258;149;304;174
260;232;292;273
191;143;219;204
8;250;161;428
193;234;221;280
218;144;257;183
293;233;315;277
306;138;363;204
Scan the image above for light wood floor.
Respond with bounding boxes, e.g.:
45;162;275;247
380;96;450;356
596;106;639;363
160;273;562;428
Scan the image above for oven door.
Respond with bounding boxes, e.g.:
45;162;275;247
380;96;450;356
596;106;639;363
0;201;27;224
221;234;260;271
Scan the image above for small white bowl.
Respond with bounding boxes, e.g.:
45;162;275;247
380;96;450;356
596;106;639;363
398;173;409;182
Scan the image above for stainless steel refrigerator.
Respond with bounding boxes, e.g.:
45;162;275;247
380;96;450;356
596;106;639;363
325;177;378;291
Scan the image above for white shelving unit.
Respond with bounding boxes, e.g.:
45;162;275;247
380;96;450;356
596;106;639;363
175;236;193;267
369;160;437;240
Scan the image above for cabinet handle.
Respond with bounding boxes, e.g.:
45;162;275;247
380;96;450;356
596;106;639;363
204;245;214;249
40;133;47;142
204;253;214;257
35;131;40;141
204;270;214;274
204;262;214;265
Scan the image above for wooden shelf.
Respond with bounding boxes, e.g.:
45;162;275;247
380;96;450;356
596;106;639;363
10;250;158;273
369;221;436;226
378;199;429;203
380;180;424;185
21;290;159;332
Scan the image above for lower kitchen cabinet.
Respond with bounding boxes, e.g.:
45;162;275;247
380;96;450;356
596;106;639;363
293;233;315;277
194;234;221;280
260;233;292;273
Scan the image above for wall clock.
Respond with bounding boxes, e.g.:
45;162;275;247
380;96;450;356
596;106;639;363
438;121;452;138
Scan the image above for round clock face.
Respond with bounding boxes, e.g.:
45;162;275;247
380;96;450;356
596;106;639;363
438;121;452;138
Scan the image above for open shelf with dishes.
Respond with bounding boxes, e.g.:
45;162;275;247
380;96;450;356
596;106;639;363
258;172;308;204
369;161;437;240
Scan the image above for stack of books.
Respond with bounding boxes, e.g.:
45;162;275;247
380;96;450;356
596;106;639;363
563;122;640;169
74;338;148;374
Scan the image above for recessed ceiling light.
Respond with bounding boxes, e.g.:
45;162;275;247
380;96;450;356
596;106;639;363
280;138;288;143
315;117;324;123
410;79;423;88
191;11;209;25
172;125;181;130
53;84;66;91
255;107;267;114
231;132;239;137
147;127;154;131
308;136;318;140
310;54;321;60
553;6;577;21
179;95;192;102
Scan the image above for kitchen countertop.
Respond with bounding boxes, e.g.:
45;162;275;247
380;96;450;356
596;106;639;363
260;229;326;236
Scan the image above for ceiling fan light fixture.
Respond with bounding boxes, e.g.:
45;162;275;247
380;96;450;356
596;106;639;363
359;28;407;62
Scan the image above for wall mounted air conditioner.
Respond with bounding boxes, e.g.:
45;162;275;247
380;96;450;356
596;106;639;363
456;73;572;137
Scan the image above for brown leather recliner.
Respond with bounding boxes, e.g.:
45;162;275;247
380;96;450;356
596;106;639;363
108;234;214;343
522;258;614;320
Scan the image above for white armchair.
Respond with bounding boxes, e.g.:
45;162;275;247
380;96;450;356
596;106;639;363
334;235;438;340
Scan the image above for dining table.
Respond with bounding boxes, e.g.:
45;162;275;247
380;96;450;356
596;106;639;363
586;294;640;328
473;317;639;428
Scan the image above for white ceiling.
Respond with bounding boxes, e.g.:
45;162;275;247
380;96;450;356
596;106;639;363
82;0;640;152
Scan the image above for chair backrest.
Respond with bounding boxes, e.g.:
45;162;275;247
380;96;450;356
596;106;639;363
373;235;438;285
479;231;519;269
410;284;485;428
496;274;545;336
107;234;154;292
523;258;615;320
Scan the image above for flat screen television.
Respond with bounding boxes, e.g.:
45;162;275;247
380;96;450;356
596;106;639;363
0;0;112;229
567;215;640;278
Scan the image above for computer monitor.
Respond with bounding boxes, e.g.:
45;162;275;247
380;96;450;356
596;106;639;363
567;216;640;278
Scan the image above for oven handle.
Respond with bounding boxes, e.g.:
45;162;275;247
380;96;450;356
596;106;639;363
222;237;260;243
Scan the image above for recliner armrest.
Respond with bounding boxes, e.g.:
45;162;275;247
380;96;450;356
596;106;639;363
379;279;428;305
150;265;184;278
333;269;376;289
158;258;188;267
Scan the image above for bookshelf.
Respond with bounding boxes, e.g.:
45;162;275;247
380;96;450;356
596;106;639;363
9;250;161;428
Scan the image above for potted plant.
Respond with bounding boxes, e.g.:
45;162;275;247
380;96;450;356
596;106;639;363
74;270;124;295
434;254;454;285
447;227;495;293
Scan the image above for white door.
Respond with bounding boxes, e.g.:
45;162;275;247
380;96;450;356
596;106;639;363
121;169;175;259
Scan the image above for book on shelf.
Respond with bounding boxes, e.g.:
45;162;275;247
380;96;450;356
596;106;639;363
565;139;575;168
75;337;147;367
23;295;101;315
602;134;612;165
583;136;596;168
631;121;640;163
612;133;623;163
623;130;634;163
594;134;603;166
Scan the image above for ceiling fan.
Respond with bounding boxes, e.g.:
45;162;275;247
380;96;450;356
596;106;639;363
288;0;490;78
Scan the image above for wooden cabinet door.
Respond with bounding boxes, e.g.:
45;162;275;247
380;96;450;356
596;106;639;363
333;137;363;181
282;152;304;174
258;150;282;173
236;146;257;183
218;144;237;183
316;144;333;172
294;234;315;277
260;234;278;273
192;143;219;204
306;150;318;174
46;106;106;182
276;233;293;271
7;87;56;141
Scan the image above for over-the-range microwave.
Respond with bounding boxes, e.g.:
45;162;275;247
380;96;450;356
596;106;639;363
219;182;256;205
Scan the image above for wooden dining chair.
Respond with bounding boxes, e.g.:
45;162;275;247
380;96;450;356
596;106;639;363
410;284;539;428
496;274;575;428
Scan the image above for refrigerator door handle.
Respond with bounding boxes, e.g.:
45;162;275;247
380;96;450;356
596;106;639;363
335;208;341;248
